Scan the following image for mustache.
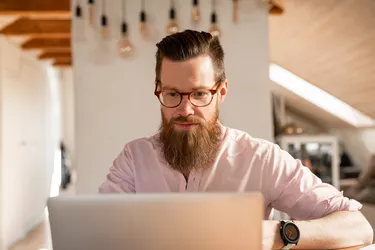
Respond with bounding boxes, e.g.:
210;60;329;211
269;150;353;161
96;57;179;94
170;116;203;123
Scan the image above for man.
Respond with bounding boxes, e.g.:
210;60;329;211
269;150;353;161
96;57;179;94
99;30;373;249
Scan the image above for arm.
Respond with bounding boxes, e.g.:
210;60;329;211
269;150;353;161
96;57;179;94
262;143;373;249
98;144;135;193
264;210;373;249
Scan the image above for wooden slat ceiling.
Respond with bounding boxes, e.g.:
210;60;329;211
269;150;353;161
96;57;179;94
0;0;285;69
0;0;69;15
0;0;71;67
1;17;70;36
269;0;375;123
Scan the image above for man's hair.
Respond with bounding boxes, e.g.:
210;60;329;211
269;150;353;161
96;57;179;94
155;29;226;83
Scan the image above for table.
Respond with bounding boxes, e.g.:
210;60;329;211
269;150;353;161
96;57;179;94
333;245;371;250
299;245;371;250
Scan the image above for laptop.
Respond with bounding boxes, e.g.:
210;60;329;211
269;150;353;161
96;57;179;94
47;192;264;250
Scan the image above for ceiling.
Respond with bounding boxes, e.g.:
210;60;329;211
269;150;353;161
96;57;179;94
269;0;375;126
0;0;71;67
0;0;286;68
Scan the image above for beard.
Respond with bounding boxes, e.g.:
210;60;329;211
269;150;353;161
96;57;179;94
158;107;222;176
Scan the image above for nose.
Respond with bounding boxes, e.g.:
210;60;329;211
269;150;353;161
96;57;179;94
176;95;194;117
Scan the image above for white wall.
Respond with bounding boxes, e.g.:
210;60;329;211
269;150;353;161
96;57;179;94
285;109;327;135
0;37;3;250
0;37;62;249
60;68;75;172
61;69;75;159
72;0;273;193
330;128;375;170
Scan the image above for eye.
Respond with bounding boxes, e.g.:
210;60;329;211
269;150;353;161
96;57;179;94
192;91;209;97
163;91;178;97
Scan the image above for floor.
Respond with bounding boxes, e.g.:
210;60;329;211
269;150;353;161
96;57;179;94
8;181;75;250
8;216;52;250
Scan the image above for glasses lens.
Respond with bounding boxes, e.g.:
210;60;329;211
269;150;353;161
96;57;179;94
190;90;213;106
160;91;181;107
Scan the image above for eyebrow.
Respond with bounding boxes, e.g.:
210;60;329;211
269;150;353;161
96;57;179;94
161;85;209;91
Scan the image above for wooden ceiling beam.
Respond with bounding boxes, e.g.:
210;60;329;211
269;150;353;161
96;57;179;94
53;62;71;67
38;51;71;60
53;57;72;67
21;37;70;50
0;17;71;36
0;0;69;15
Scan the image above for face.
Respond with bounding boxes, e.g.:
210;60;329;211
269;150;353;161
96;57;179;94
159;55;227;129
157;55;228;174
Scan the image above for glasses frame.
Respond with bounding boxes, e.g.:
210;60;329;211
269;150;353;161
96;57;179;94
154;79;222;108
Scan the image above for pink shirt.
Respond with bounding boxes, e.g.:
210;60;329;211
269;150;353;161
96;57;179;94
99;125;362;220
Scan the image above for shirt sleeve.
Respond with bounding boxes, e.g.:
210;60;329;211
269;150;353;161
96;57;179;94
98;144;135;193
265;143;362;220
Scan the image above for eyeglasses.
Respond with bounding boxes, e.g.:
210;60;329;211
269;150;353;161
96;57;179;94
154;80;221;108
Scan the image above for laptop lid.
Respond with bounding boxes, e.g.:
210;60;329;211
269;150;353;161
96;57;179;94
47;193;263;250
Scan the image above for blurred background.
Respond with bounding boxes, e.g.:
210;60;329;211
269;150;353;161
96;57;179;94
0;0;374;249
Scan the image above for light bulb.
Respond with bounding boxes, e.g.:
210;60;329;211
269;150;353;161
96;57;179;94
101;15;108;38
118;36;134;58
88;0;95;24
167;21;179;35
209;24;221;37
167;6;178;35
192;7;200;21
140;21;147;34
101;27;109;38
192;0;200;22
140;10;148;38
118;22;134;58
209;12;220;37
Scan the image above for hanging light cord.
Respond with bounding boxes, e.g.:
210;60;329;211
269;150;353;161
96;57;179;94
212;0;216;12
101;0;107;27
170;0;176;20
122;0;126;21
75;0;82;17
121;0;128;35
102;0;106;14
140;0;146;23
211;0;217;23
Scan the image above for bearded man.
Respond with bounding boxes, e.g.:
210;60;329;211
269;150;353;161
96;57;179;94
99;30;373;249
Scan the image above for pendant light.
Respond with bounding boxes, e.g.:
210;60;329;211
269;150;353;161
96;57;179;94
139;0;148;37
192;0;200;22
75;0;82;18
88;0;95;24
167;0;179;35
209;0;221;37
100;0;108;38
117;0;134;58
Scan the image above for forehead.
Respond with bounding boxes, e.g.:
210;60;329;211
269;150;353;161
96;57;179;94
160;55;215;91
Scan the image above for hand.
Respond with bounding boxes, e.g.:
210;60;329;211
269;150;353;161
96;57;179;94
262;220;284;250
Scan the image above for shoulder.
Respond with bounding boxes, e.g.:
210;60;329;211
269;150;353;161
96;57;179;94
118;133;162;160
223;126;279;157
123;133;160;152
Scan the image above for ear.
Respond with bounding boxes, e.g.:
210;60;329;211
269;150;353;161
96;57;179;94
218;80;228;104
154;79;161;92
